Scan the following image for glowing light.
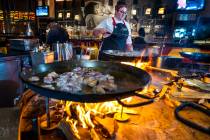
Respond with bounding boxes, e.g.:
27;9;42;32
158;8;165;15
177;0;186;9
145;8;151;15
74;15;80;21
132;9;137;15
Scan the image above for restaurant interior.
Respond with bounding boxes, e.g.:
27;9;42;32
0;0;210;140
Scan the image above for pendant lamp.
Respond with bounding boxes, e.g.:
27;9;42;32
81;0;85;7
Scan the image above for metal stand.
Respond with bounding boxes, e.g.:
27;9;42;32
159;35;167;57
45;97;50;128
120;105;124;118
114;105;129;122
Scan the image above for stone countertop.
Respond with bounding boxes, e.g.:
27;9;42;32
0;49;30;61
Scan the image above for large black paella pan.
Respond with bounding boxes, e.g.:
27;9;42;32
20;60;151;103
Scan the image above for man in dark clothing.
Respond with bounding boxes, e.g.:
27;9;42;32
133;27;146;50
46;22;69;46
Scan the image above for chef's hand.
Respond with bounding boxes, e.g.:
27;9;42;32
93;28;111;37
126;44;133;51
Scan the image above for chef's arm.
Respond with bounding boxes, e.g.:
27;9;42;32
93;28;110;37
126;44;133;51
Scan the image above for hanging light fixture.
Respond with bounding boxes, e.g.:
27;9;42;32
132;9;137;15
71;0;76;8
63;0;67;10
71;0;76;19
66;12;71;18
74;15;80;21
108;0;113;6
81;0;85;7
80;0;85;18
133;0;138;5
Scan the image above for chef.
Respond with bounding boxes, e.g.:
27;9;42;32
93;0;133;60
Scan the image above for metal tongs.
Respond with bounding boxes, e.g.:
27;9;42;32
175;101;210;135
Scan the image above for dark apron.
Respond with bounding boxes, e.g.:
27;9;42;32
98;17;129;60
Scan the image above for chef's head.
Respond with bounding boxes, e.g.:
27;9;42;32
115;1;127;20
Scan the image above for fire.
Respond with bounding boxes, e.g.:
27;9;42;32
63;97;134;139
84;111;95;128
76;105;89;128
121;61;150;70
121;47;157;69
84;97;133;115
66;116;80;139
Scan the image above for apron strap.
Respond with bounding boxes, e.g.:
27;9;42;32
112;17;116;30
112;17;126;29
123;20;125;25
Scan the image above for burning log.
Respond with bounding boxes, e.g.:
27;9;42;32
58;115;116;140
90;128;101;140
61;97;142;140
67;116;98;139
62;101;119;140
91;116;111;139
93;116;118;139
58;119;89;140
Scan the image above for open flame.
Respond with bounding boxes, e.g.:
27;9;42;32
77;105;89;128
84;97;133;115
121;48;156;70
63;97;134;139
121;61;150;70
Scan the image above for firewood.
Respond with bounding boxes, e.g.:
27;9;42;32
94;116;118;139
58;120;79;140
90;128;101;140
90;115;112;139
58;119;92;140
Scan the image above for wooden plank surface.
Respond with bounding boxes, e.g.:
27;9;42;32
115;99;210;140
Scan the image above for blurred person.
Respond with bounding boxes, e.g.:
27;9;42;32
133;27;147;50
85;1;110;30
46;22;69;47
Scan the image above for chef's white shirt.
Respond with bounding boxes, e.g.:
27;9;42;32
95;17;132;45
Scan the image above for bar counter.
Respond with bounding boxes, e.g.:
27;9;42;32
0;49;29;58
0;49;30;95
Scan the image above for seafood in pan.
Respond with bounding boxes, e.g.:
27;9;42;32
29;67;117;94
